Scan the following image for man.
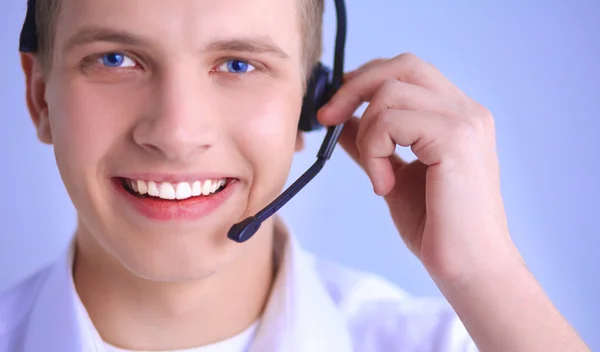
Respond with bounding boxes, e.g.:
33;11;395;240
0;0;589;351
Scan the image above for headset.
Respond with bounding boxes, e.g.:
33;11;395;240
19;0;347;243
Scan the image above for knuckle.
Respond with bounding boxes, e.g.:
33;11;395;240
455;93;472;109
450;119;479;144
367;80;399;116
395;52;419;64
364;57;387;68
370;57;389;66
393;52;422;77
376;108;398;129
479;104;495;124
353;58;390;79
379;78;399;95
469;101;495;128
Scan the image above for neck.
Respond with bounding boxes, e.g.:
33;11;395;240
73;219;277;350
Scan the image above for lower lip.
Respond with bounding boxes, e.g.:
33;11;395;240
113;179;239;221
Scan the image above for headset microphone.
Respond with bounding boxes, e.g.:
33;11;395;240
227;0;348;243
227;123;344;242
19;0;347;244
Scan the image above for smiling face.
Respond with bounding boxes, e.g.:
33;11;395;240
23;0;308;281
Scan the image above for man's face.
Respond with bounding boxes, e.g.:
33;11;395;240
34;0;306;280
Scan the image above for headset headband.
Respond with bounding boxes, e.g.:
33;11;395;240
19;0;37;53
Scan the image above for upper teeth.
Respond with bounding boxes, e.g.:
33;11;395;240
129;179;226;200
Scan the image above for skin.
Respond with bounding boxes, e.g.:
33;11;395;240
22;0;306;349
319;56;590;351
20;0;588;350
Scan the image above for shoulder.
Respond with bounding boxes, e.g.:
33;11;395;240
0;264;54;350
308;255;478;352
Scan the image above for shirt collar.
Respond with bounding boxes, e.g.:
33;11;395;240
248;217;354;352
23;216;354;352
23;235;102;352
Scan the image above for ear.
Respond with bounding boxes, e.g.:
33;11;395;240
294;130;305;152
20;53;52;145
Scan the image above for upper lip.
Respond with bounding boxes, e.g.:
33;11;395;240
117;173;238;183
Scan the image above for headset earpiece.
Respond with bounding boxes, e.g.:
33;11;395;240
298;62;333;132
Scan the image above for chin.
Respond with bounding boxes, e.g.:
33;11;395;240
100;222;243;283
76;176;267;282
125;258;223;283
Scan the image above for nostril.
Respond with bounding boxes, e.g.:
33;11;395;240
139;143;163;155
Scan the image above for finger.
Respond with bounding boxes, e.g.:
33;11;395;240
319;53;466;126
317;59;390;126
357;111;401;196
358;109;454;194
337;116;362;166
388;53;466;98
338;116;407;195
355;79;464;148
339;116;409;170
343;58;388;82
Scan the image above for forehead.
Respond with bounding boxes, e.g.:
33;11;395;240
53;0;302;58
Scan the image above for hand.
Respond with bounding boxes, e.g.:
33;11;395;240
318;53;518;282
318;53;590;352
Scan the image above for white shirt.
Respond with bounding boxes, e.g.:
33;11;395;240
0;217;478;351
103;321;259;352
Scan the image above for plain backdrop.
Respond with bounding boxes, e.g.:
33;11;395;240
1;0;598;349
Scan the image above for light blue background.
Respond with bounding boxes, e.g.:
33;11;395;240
1;0;598;349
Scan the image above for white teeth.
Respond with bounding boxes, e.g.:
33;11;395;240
130;180;138;193
191;181;202;196
201;180;212;195
175;182;192;200
137;180;148;195
158;182;176;200
147;181;159;197
127;178;226;199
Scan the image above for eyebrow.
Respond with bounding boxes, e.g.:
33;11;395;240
62;26;290;60
62;27;152;53
204;37;290;60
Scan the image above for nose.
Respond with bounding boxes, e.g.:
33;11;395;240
132;67;219;161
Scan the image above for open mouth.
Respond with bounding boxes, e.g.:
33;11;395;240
120;178;230;201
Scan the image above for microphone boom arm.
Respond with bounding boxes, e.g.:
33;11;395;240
227;124;344;242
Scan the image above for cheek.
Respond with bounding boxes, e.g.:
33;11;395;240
48;78;142;156
225;81;301;163
45;79;142;199
218;78;303;202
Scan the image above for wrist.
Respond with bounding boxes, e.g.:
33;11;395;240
428;239;589;352
433;244;527;300
425;232;525;289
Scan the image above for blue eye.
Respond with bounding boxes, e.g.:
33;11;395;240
98;53;136;68
219;59;255;74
